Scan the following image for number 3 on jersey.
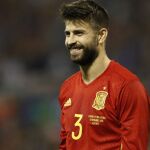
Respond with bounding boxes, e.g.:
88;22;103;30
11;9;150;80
72;114;83;140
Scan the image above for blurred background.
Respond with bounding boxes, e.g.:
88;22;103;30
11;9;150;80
0;0;149;149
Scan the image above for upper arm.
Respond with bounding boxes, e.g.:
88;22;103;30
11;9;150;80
58;85;67;150
117;80;149;149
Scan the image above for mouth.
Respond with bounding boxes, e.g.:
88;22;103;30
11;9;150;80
70;48;83;55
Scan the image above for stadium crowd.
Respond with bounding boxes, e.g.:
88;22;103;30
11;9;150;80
0;0;149;149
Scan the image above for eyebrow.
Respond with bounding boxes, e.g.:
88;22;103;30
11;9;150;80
64;29;86;33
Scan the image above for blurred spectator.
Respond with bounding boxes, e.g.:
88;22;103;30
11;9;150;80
0;0;149;149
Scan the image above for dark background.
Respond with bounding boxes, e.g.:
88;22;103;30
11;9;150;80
0;0;149;149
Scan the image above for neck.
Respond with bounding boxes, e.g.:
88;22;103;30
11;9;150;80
80;50;111;85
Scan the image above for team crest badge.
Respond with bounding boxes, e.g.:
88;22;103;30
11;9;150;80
92;91;108;110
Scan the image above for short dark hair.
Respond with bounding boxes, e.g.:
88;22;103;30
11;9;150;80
60;0;109;30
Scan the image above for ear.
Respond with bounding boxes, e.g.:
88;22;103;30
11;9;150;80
97;28;108;44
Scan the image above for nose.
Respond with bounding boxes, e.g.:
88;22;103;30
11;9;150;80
65;34;76;46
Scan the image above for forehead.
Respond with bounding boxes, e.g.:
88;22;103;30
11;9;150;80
65;20;93;31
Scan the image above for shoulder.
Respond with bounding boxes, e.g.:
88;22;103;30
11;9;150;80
111;62;149;114
60;71;80;90
58;71;80;106
111;60;139;83
109;61;147;101
111;61;149;102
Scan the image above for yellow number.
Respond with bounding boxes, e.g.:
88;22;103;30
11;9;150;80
72;114;83;140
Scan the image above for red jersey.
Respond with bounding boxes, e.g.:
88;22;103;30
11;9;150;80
58;60;149;150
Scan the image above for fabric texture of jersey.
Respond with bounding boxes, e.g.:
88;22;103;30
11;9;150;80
58;60;149;150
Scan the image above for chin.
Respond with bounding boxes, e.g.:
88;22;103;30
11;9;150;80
70;54;83;61
70;57;81;64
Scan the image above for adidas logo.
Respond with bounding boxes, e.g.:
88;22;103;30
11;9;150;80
64;98;72;107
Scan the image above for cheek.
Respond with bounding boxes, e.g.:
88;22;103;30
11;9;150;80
82;35;97;45
91;37;98;47
85;39;97;48
65;38;67;46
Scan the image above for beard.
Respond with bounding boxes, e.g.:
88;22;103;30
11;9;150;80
67;43;99;66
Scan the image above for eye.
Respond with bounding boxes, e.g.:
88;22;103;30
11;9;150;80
74;30;84;36
65;31;70;37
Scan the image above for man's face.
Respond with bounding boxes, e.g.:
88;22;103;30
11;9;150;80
65;20;99;66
